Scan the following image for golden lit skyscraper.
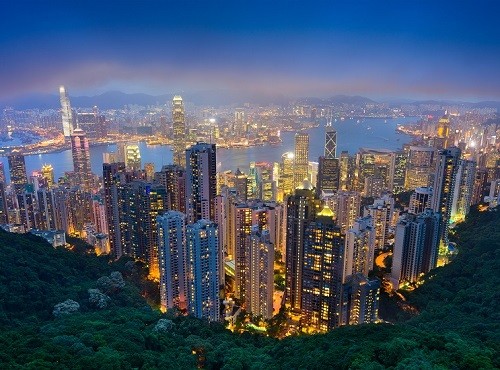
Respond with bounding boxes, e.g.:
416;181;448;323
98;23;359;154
124;143;141;171
59;85;74;137
172;95;186;167
436;113;450;149
279;152;294;200
293;133;309;189
8;152;28;194
41;164;54;188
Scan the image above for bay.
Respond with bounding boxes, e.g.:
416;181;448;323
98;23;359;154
0;117;416;182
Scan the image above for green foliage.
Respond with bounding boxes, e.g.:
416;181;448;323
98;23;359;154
0;207;499;368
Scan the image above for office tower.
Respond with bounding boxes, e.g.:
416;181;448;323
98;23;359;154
103;161;126;259
158;211;187;311
234;108;246;137
144;162;155;181
0;182;9;224
41;164;55;188
344;216;375;279
409;187;433;215
431;147;461;249
185;142;217;224
293;133;310;189
390;210;440;289
364;195;394;252
8;153;28;194
393;150;407;194
317;157;340;196
37;189;57;230
172;95;186;168
285;181;319;311
233;203;253;302
0;163;5;184
301;205;344;331
59;85;74;137
405;146;436;190
436;113;450;149
363;176;385;198
308;161;319;188
341;274;380;325
450;160;476;223
254;162;276;201
66;188;93;236
124;143;141;171
339;151;354;191
186;220;220;321
279;152;294;200
76;112;98;139
324;123;337;159
155;165;186;212
471;169;488;205
70;127;93;191
247;228;274;319
233;169;250;201
324;191;361;234
355;148;395;195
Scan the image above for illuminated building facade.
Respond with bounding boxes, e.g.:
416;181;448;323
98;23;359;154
324;191;361;234
344;216;375;279
355;148;395;195
158;211;187;312
186;220;220;321
234;108;246;137
155;165;186;213
41;164;54;188
404;146;436;190
59;85;74;137
341;274;380;325
185;142;217;224
172;95;186;168
363;195;394;251
301;206;344;332
8;153;28;194
436;113;450;149
124;143;141;171
409;187;432;215
70;127;93;191
293;133;309;189
450;159;476;223
279;152;294;200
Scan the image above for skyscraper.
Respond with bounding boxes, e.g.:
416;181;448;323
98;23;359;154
436;113;450;149
409;187;432;215
364;195;394;252
293;133;309;189
279;152;294;200
59;85;74;137
158;211;188;311
186;220;220;321
70;127;93;191
172;95;186;168
41;164;55;188
344;216;375;279
155;165;186;213
450;159;475;223
390;210;441;289
324;124;337;159
431;147;461;249
124;143;141;171
404;146;436;190
185;142;217;224
234;108;246;137
103;161;126;259
8;152;28;194
341;274;380;326
301;205;345;332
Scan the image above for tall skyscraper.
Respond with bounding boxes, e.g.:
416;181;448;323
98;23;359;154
344;216;375;279
37;188;57;230
355;148;395;195
158;211;188;311
404;146;436;190
339;151;354;191
172;95;186;168
247;228;274;319
103;161;126;259
0;163;6;184
185;142;217;224
59;85;74;137
8;153;28;194
70;127;93;191
293;133;309;189
436;113;451;149
155;165;186;212
186;220;220;321
324;123;337;159
364;195;394;252
393;150;407;194
317;156;340;196
431;147;461;249
409;187;432;215
0;182;8;224
301;205;345;331
324;191;361;234
390;210;441;289
279;152;295;200
41;164;55;188
234;108;246;138
285;181;319;311
124;143;141;171
341;274;380;326
450;159;476;224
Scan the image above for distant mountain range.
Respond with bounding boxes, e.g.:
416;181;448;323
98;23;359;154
1;90;499;110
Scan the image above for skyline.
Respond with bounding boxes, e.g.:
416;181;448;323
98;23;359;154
1;1;500;102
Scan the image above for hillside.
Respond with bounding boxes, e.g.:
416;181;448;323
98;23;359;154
0;207;499;369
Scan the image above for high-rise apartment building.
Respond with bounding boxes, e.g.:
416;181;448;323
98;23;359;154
155;165;186;213
355;148;395;195
293;133;309;189
364;195;394;252
8;153;28;194
158;211;188;311
103;161;126;259
393;150;407;194
59;85;74;137
404;146;436;190
344;216;375;279
247;228;274;319
124;143;141;172
339;151;354;191
70;127;93;191
172;95;186;168
390;210;441;289
431;147;461;249
409;187;432;215
185;142;217;224
450;160;476;223
341;274;380;326
186;220;220;321
324;191;361;234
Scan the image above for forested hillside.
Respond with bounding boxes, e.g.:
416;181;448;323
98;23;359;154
0;207;498;369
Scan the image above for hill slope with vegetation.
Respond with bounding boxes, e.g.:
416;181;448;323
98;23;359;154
0;207;499;369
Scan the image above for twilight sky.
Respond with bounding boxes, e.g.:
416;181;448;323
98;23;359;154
1;0;500;101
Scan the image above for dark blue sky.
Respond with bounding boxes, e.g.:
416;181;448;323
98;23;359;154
1;0;500;101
